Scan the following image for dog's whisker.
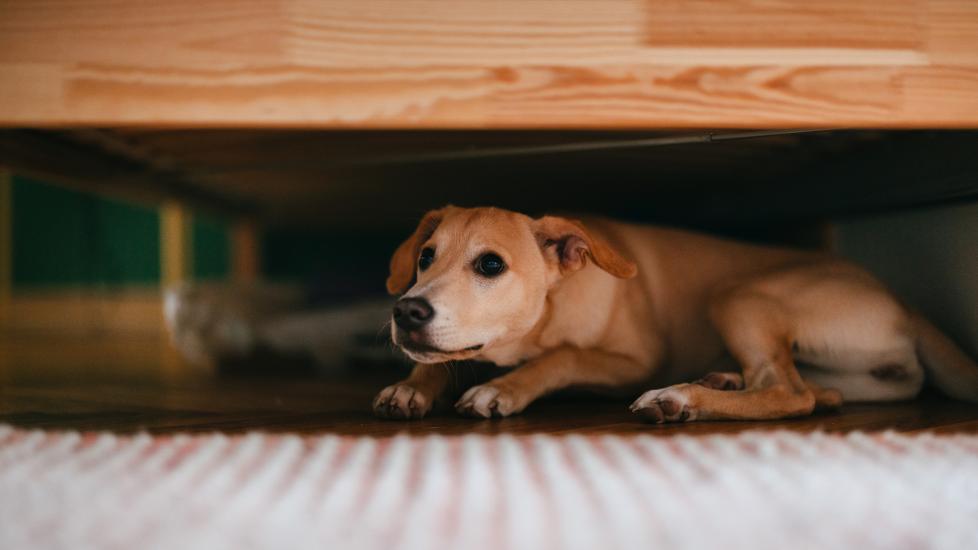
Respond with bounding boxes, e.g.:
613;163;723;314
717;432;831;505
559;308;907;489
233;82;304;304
453;361;462;393
375;319;392;341
441;362;455;394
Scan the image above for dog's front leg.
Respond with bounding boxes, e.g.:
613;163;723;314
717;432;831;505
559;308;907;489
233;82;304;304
455;347;651;418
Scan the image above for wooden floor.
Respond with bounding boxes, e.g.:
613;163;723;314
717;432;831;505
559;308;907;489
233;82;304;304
2;334;978;436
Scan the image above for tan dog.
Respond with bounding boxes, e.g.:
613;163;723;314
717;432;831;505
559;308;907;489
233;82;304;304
373;206;978;422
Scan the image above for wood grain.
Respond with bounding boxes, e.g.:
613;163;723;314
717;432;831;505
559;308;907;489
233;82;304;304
1;1;977;128
160;201;192;287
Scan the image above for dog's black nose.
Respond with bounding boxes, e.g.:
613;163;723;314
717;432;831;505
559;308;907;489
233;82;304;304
393;297;434;331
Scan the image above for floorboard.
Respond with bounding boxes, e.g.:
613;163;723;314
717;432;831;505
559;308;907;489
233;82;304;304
2;334;977;436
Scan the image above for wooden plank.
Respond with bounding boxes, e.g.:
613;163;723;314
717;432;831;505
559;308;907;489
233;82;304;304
160;201;192;287
0;291;163;336
0;335;976;434
0;1;977;128
643;1;923;50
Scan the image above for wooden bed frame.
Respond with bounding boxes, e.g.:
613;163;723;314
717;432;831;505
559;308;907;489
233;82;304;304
2;1;978;221
2;0;978;129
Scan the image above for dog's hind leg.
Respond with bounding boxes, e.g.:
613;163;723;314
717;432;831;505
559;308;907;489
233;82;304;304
632;291;819;423
694;372;744;391
693;370;841;406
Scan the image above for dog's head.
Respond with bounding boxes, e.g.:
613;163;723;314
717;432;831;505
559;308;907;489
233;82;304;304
387;206;637;363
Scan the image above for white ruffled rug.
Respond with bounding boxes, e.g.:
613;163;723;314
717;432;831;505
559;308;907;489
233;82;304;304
1;425;976;550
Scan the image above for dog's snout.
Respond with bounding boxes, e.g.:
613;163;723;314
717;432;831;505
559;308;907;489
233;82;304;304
393;297;434;331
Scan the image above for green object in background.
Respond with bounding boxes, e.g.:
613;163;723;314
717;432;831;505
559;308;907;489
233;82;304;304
11;175;161;288
10;176;231;289
192;215;230;280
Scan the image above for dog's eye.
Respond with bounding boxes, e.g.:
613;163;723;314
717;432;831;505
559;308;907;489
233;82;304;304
475;253;506;277
418;247;435;271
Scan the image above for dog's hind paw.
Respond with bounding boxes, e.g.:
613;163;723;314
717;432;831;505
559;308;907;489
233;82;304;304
629;384;697;423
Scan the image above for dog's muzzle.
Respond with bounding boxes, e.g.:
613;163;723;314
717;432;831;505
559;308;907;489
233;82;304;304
392;297;434;332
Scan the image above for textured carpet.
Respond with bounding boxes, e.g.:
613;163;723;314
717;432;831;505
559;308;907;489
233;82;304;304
1;425;976;550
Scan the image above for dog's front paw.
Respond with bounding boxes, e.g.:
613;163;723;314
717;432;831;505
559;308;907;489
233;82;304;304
455;382;528;418
629;384;697;424
373;383;434;420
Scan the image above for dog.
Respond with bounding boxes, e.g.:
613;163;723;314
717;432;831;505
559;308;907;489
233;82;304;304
373;205;978;422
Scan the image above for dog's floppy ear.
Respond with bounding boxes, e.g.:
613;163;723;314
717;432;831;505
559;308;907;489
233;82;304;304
386;208;447;295
532;216;637;279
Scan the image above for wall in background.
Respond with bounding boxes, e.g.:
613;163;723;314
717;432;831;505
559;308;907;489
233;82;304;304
833;201;978;357
262;227;398;304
